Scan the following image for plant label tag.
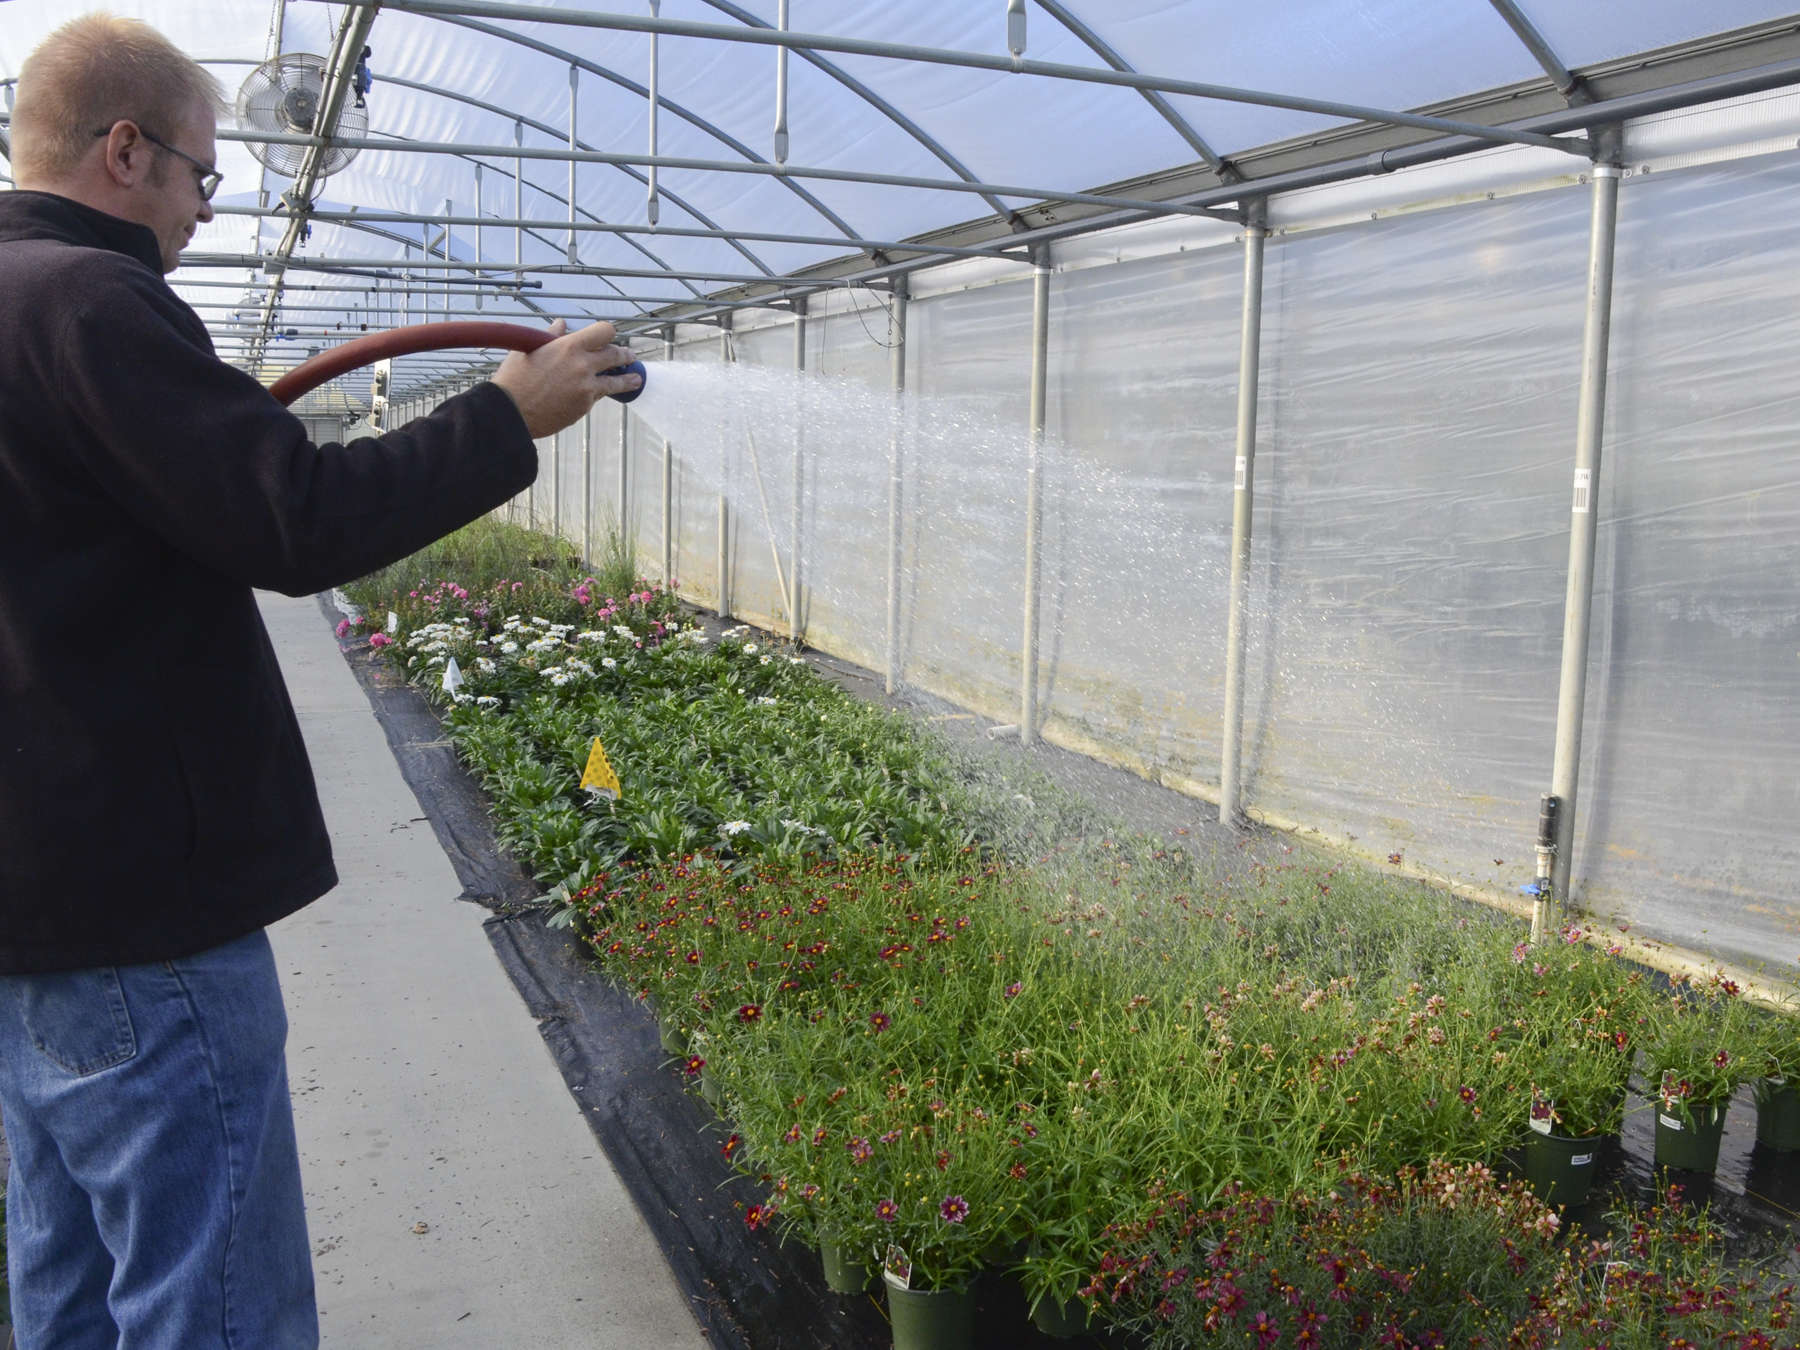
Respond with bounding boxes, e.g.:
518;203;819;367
1572;468;1591;514
580;737;621;800
1234;455;1247;491
884;1244;911;1290
387;610;400;633
1571;1152;1594;1167
1660;1113;1682;1131
442;656;465;695
1529;1112;1552;1136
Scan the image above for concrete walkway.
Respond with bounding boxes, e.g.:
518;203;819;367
260;591;706;1350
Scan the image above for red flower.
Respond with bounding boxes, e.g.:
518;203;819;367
935;1150;951;1170
939;1195;969;1223
1714;1050;1731;1068
745;1203;774;1230
721;1133;741;1159
685;950;700;964
869;1011;891;1032
876;1198;899;1223
1009;1162;1028;1180
737;1004;762;1023
1005;982;1023;999
683;1055;705;1077
848;1136;873;1164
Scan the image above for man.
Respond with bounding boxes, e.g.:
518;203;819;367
0;14;640;1348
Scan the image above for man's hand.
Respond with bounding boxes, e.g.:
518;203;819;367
490;319;642;438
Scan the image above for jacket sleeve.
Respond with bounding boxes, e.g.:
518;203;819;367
50;258;539;596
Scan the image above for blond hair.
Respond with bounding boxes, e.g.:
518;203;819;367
11;12;224;184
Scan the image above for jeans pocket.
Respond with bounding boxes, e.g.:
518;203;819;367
20;967;138;1075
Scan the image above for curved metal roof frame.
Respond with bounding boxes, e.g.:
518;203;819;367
8;1;1800;401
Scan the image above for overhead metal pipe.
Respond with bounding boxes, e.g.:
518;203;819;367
1219;201;1268;827
567;64;580;263
214;128;1241;219
773;0;790;165
1019;247;1051;748
327;0;1588;155
1540;134;1624;942
648;0;662;227
884;277;909;696
208;204;1020;261
473;162;485;310
513;119;524;265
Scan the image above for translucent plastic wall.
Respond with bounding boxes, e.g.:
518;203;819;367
484;150;1799;978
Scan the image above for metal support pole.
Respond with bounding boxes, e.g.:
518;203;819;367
1540;136;1623;941
661;328;675;588
789;296;807;643
1219;202;1268;826
442;196;452;318
884;278;909;695
582;407;594;564
1019;247;1051;746
617;399;630;558
474;163;483;310
717;315;733;620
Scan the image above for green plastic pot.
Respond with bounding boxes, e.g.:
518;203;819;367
884;1272;975;1350
819;1237;874;1295
1029;1291;1091;1339
1522;1128;1603;1208
1654;1100;1727;1172
1754;1077;1800;1152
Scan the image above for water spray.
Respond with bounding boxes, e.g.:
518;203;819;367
267;320;645;408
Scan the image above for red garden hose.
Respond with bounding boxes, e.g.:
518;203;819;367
267;321;552;407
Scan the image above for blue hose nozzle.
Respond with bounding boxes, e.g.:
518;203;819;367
601;358;647;404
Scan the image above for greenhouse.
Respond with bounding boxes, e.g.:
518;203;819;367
3;3;1799;1348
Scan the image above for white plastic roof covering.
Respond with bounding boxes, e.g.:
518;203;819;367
6;0;1800;401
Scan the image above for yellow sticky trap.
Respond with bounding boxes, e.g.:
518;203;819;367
579;737;621;800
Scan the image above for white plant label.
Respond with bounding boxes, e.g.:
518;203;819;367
884;1244;912;1290
442;657;465;695
1572;468;1591;514
1660;1113;1682;1130
387;610;400;632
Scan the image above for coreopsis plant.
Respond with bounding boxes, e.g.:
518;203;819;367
1638;971;1764;1118
1089;1161;1565;1350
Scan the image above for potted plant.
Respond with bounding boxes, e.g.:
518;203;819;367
1639;973;1761;1172
1747;998;1800;1153
1520;1019;1633;1207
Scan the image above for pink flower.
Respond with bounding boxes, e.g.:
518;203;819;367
1004;982;1023;999
368;632;392;648
876;1198;898;1223
939;1195;969;1223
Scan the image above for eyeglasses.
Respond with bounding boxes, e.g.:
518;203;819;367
91;122;223;201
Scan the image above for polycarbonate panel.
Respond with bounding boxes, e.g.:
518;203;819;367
1578;154;1800;973
1246;193;1590;900
1517;0;1800;71
889;284;1034;716
719;322;801;633
1036;248;1247;779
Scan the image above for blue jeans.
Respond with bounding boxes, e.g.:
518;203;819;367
0;930;317;1349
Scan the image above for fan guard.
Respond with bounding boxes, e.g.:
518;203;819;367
236;53;367;179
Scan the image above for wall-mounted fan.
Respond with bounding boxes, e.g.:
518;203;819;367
236;53;366;179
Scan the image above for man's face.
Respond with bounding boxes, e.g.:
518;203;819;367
141;100;218;274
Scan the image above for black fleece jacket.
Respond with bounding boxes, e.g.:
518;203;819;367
0;191;538;973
